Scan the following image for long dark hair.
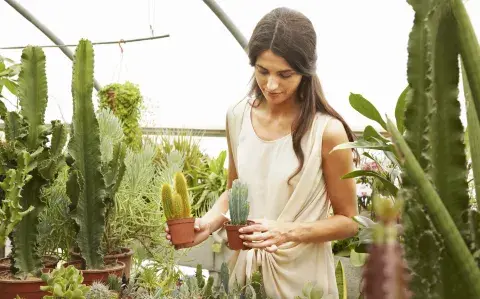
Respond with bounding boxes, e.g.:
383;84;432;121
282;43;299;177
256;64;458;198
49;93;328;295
246;7;359;184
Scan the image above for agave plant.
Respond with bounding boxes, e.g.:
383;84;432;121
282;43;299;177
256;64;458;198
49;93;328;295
0;46;68;277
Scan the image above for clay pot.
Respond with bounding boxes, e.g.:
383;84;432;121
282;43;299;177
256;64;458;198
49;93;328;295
0;255;59;272
104;247;134;279
63;260;125;286
167;217;195;245
0;273;49;299
70;247;134;279
225;220;254;250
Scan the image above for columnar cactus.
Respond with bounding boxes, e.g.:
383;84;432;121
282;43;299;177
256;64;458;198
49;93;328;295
0;45;68;276
161;171;192;220
228;179;249;225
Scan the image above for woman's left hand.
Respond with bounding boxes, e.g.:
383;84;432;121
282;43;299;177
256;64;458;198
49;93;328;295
239;219;293;253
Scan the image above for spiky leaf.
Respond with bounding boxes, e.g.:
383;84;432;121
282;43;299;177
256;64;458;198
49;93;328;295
67;39;106;269
17;46;48;151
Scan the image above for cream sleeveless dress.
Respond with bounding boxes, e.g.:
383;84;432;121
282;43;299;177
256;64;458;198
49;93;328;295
215;98;338;299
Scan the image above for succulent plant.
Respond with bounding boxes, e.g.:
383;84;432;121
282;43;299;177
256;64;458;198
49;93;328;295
161;171;192;220
40;265;90;299
85;281;118;299
228;179;249;225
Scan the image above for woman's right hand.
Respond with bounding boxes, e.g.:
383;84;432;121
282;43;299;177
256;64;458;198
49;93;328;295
165;218;212;250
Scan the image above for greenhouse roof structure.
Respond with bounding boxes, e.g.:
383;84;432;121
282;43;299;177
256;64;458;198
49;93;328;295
1;0;479;133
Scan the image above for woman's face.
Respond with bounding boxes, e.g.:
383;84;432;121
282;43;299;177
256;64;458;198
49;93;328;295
254;50;303;105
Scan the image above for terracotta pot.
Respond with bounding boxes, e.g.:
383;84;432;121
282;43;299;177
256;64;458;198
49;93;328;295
0;275;48;299
69;247;134;279
225;220;254;250
104;247;134;279
167;217;195;245
63;261;125;286
0;255;59;271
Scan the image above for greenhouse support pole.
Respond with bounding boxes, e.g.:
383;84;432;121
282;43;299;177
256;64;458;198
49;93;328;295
4;0;102;91
203;0;248;52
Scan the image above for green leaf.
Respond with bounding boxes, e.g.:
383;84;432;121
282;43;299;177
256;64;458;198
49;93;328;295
0;99;6;119
349;249;367;268
363;125;389;143
330;139;390;153
17;46;48;151
395;86;409;134
3;79;18;96
342;170;398;196
349;93;387;130
68;39;106;269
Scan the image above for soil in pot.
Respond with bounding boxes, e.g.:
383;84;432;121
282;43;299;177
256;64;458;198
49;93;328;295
0;270;49;299
167;217;195;245
63;260;126;286
225;220;254;250
0;255;59;272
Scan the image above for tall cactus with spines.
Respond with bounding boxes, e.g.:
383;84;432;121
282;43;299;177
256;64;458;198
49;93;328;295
160;171;192;220
67;39;108;270
0;45;68;276
228;179;249;225
390;0;480;298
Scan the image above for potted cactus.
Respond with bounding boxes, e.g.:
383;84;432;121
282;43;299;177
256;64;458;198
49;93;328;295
224;179;252;250
64;39;126;284
0;45;67;298
161;171;195;245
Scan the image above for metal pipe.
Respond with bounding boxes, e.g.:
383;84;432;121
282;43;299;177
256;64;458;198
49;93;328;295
203;0;248;52
4;0;102;91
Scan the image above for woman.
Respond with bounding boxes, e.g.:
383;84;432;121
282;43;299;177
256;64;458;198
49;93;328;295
166;7;358;298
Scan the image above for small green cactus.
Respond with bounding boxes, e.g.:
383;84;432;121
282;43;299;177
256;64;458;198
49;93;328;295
85;281;117;299
196;264;205;289
203;276;214;298
220;262;230;294
228;179;250;225
160;171;192;220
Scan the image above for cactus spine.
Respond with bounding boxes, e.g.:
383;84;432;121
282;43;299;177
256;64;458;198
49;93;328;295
228;179;249;225
161;172;192;220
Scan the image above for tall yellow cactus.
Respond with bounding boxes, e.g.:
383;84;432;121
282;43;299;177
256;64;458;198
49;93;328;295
161;172;192;220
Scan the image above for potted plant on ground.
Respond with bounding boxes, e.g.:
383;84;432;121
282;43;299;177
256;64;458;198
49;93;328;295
65;39;126;284
0;45;68;298
224;179;252;250
161;171;195;245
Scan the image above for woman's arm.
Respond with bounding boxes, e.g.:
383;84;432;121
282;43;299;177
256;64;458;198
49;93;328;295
286;118;359;243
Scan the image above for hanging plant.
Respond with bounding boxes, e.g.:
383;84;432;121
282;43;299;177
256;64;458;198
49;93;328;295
98;81;143;150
